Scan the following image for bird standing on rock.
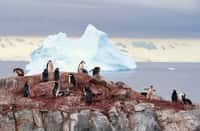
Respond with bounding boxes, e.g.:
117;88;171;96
83;86;93;104
13;68;24;76
78;61;88;74
47;60;54;73
23;82;29;97
90;66;102;80
42;68;48;82
145;85;156;100
54;68;60;81
171;89;178;102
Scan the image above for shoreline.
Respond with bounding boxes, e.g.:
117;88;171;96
0;61;199;102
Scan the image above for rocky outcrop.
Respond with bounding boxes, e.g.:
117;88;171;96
132;103;161;131
156;109;200;131
14;109;35;131
1;105;200;131
0;72;199;131
0;112;16;131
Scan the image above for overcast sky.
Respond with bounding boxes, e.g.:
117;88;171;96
0;0;200;38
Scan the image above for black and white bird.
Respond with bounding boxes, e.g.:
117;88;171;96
83;86;93;104
42;68;48;82
23;82;29;97
54;68;60;81
13;68;24;76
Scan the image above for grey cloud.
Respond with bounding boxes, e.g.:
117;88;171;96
0;0;199;37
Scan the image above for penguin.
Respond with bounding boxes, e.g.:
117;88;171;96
171;89;178;102
183;97;192;105
90;67;100;76
42;68;48;82
146;85;156;100
13;68;24;76
77;61;88;74
46;60;54;73
54;68;60;81
23;82;29;97
68;73;76;90
83;86;93;104
140;92;147;97
52;82;64;97
52;82;59;97
178;92;185;102
181;93;192;105
90;66;102;80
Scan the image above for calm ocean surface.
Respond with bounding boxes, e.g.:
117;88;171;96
0;61;199;103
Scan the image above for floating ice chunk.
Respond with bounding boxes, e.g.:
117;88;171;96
168;67;176;71
26;24;136;75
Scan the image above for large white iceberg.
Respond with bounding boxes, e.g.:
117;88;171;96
26;24;136;75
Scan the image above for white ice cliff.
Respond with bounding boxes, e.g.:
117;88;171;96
26;24;136;75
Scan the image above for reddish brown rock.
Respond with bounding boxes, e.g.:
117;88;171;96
30;81;55;97
0;72;198;131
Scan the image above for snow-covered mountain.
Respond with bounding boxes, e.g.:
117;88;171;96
26;24;136;74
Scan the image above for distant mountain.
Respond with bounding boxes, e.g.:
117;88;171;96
0;36;200;62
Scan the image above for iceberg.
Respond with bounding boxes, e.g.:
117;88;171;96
26;24;136;75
